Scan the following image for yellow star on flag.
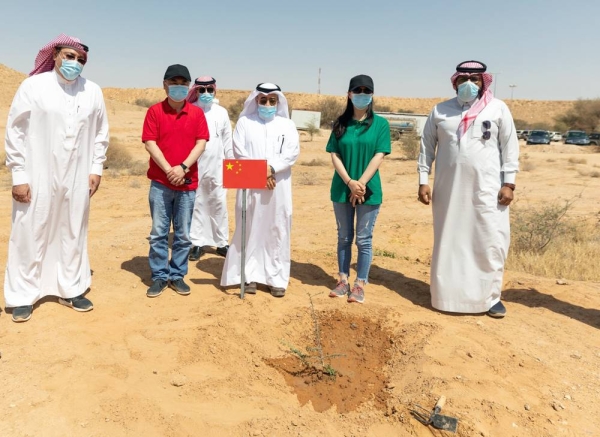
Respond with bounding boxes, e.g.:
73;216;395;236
226;162;233;170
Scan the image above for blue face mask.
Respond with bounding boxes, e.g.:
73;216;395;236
199;92;214;105
168;85;189;102
59;59;83;81
351;93;372;110
457;81;480;102
258;104;277;121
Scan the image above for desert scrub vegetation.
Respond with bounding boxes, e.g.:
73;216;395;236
568;157;587;165
304;120;320;141
296;172;318;186
105;137;147;176
555;98;600;132
134;98;157;108
300;158;327;167
520;160;535;172
224;97;246;122
374;248;396;259
507;199;600;281
315;96;344;128
396;131;420;160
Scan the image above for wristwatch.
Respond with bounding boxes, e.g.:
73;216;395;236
180;163;190;174
503;183;516;191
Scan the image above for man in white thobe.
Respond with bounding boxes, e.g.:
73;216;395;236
4;34;109;322
220;83;299;297
417;60;519;318
186;76;233;261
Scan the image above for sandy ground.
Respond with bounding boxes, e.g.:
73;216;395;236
1;64;600;436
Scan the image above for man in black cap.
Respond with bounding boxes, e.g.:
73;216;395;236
141;64;210;298
417;60;519;318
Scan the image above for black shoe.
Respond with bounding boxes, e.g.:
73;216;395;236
244;282;257;295
188;246;205;261
147;279;168;298
216;245;229;257
487;301;506;318
169;278;191;296
59;295;94;312
269;286;286;298
12;305;33;323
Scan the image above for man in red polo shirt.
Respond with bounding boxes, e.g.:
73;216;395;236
142;64;209;298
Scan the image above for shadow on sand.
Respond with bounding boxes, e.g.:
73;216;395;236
289;259;435;311
503;287;600;329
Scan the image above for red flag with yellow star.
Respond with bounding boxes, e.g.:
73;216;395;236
222;159;268;189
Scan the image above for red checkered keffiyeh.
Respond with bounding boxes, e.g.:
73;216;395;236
29;33;88;76
451;61;494;140
186;76;217;103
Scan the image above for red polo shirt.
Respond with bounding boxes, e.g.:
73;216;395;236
142;99;209;191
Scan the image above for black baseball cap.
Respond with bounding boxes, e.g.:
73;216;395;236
348;74;374;93
164;64;191;82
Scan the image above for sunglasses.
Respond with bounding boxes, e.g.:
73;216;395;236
456;74;482;84
61;51;87;65
258;97;278;105
198;86;215;94
351;87;373;95
482;120;491;140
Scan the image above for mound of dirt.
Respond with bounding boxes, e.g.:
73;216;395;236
267;310;395;413
0;64;27;108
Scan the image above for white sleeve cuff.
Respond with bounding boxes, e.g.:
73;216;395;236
12;170;29;186
419;172;429;185
503;172;516;184
91;163;104;176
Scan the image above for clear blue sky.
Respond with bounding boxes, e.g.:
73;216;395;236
1;0;598;101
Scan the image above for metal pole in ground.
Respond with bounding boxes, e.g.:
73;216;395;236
240;188;247;299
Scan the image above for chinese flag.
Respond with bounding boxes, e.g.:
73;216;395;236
223;159;268;189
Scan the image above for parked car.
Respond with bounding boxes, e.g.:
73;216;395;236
551;132;563;142
518;130;532;140
526;130;551;145
589;132;600;145
564;130;591;145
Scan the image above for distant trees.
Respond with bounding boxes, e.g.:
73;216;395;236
555;99;600;132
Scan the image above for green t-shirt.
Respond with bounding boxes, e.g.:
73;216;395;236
325;114;391;205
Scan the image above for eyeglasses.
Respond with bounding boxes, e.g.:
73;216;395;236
61;51;87;65
198;86;215;94
258;97;278;105
482;120;491;140
351;87;373;95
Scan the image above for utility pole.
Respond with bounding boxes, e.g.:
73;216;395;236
509;84;517;100
489;72;500;96
318;67;321;95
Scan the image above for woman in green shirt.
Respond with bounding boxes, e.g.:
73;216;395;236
326;75;391;304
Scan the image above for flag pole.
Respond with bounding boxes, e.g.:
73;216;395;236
240;188;247;299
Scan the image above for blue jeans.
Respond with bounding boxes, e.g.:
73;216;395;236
148;181;195;281
333;202;381;283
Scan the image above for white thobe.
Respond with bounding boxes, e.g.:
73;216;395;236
4;70;109;307
220;114;299;289
418;97;519;313
189;102;233;248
